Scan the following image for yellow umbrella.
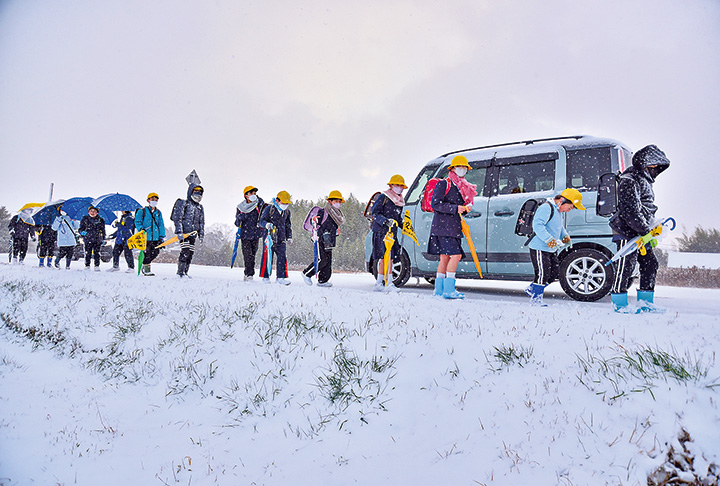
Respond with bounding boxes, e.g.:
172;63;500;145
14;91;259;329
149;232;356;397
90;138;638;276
19;202;43;211
382;225;396;287
460;216;483;278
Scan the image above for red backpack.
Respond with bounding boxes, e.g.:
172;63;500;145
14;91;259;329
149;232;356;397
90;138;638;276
421;178;452;212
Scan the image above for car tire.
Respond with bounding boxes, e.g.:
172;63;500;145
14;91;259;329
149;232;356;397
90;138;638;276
370;250;411;287
558;248;613;302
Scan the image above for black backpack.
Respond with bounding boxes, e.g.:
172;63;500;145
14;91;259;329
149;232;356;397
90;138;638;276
515;198;554;246
596;172;621;217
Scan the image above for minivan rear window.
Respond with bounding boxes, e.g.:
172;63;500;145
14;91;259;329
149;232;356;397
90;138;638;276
566;147;612;191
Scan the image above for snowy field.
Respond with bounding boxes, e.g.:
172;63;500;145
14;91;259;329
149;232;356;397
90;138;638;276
1;256;719;486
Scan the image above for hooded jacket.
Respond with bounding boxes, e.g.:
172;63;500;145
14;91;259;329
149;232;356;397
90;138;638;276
111;213;135;245
171;184;205;239
8;215;34;240
609;144;670;239
78;215;106;244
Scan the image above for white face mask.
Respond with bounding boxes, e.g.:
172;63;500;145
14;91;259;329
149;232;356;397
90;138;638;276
392;185;404;195
331;202;341;209
278;203;289;211
148;201;158;208
454;167;468;178
191;194;202;203
248;194;258;202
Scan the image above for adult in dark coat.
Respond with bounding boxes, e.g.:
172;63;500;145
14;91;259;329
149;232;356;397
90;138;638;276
78;206;106;269
235;186;265;280
171;183;205;277
259;191;293;284
370;175;407;291
428;155;477;299
302;191;345;287
609;144;670;313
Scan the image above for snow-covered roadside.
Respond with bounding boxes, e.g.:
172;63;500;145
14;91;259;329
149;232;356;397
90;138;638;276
1;261;718;485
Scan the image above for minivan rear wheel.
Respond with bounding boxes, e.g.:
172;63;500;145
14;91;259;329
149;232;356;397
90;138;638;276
558;248;613;302
371;250;411;287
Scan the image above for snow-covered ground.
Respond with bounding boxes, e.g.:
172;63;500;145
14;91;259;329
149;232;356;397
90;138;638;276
1;257;718;486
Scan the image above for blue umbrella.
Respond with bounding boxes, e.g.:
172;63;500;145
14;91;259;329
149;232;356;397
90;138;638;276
31;200;66;225
92;193;142;213
63;197;115;223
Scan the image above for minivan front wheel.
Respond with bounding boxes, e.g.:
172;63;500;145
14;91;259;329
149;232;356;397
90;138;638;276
558;248;612;302
371;250;411;287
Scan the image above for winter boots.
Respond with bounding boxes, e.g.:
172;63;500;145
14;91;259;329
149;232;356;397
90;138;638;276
611;293;633;313
433;276;445;297
141;264;155;276
442;278;464;300
525;283;547;306
176;261;188;278
636;290;666;314
611;291;665;314
46;258;53;267
39;258;45;267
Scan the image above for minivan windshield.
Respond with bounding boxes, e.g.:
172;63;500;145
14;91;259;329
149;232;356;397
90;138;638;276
405;164;439;205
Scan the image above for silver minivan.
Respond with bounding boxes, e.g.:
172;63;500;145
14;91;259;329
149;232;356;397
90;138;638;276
365;135;632;301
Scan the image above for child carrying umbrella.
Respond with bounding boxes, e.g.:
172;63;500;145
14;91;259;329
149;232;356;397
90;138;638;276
51;206;79;269
302;190;345;287
370;175;407;292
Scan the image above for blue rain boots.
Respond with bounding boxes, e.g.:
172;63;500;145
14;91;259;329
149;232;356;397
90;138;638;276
38;258;45;267
611;293;633;314
434;276;445;297
525;283;547;306
442;278;465;299
636;290;666;314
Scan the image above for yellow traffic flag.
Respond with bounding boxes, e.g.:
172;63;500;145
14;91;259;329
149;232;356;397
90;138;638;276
402;210;420;246
126;230;147;250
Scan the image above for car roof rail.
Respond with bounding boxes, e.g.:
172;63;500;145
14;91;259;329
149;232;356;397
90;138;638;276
440;135;586;158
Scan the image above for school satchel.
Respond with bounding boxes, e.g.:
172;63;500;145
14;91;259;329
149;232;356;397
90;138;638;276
363;192;382;222
515;198;554;246
420;178;452;212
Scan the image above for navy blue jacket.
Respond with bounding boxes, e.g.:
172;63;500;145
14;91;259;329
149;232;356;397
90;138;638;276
111;213;135;245
260;201;292;243
79;215;106;243
430;179;464;238
235;197;265;240
370;193;403;234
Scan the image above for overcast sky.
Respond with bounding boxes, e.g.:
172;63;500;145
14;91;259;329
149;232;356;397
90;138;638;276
1;0;719;234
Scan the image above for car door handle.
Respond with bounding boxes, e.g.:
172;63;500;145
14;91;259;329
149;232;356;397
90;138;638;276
465;212;482;219
494;210;514;216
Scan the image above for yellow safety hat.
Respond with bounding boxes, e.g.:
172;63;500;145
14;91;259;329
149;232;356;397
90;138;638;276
327;190;345;203
243;186;258;195
560;188;586;210
147;192;159;200
276;190;292;204
387;174;407;188
448;155;472;170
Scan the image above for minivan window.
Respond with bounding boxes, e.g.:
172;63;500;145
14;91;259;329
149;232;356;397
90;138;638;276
566;147;612;191
466;164;489;196
495;160;555;195
405;164;439;205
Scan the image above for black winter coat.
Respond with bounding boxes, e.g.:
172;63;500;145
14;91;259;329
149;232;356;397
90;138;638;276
38;225;57;245
316;208;339;249
259;202;292;243
370;193;403;234
171;184;205;238
8;216;34;240
79;215;106;243
235;197;265;240
610;144;670;239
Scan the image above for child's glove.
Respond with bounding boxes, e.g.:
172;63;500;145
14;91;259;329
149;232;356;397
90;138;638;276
547;239;558;249
265;223;274;230
287;238;292;244
562;236;571;245
176;233;184;242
